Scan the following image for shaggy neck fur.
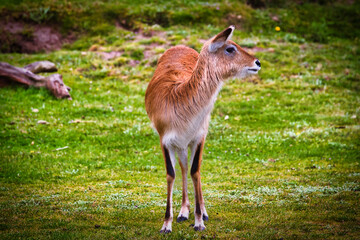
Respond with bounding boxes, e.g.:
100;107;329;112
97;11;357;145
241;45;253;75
174;52;223;121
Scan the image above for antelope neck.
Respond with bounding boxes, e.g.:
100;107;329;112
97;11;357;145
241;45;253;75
184;55;223;108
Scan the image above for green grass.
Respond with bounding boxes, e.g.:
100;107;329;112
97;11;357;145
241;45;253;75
1;1;360;239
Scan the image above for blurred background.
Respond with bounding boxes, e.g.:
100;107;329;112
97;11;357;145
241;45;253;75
1;0;359;53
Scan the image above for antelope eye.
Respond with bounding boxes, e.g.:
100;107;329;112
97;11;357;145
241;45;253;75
225;46;236;54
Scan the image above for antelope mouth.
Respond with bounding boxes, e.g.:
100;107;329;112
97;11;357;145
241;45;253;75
248;68;260;73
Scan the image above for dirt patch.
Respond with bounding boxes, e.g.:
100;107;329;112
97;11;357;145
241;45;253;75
97;51;123;61
93;27;168;63
242;46;275;56
132;30;168;63
0;20;76;53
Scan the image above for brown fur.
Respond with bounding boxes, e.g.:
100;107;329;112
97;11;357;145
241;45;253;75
145;26;260;233
145;40;257;137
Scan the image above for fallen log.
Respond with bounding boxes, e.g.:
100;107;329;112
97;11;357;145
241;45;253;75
24;61;58;74
0;61;71;100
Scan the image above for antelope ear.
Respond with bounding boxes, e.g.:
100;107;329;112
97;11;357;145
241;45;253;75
209;25;235;53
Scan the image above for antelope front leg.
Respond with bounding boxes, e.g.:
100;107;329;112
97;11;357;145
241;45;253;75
190;139;208;231
160;145;176;233
176;149;190;222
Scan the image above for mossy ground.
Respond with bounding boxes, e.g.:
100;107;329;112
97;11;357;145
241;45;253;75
1;1;360;239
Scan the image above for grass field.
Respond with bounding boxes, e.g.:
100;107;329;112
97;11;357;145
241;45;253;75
1;1;360;239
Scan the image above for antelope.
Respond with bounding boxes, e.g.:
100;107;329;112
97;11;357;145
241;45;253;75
145;26;261;233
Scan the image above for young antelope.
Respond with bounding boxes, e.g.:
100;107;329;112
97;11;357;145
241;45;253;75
145;26;261;233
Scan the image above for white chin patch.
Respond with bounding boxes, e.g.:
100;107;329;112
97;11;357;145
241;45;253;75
236;71;248;79
232;67;261;80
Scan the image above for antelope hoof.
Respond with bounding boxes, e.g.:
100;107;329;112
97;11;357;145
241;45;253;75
194;225;206;231
160;229;172;234
160;221;172;234
177;215;188;222
202;214;209;221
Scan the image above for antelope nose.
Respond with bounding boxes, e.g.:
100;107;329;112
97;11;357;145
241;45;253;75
255;59;261;68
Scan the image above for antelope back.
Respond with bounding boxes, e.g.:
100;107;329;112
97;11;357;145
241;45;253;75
145;46;199;136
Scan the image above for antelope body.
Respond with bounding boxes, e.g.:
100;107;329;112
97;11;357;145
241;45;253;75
145;26;261;233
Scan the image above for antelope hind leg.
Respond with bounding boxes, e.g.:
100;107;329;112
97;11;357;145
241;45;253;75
160;144;176;233
190;139;208;231
176;148;190;222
